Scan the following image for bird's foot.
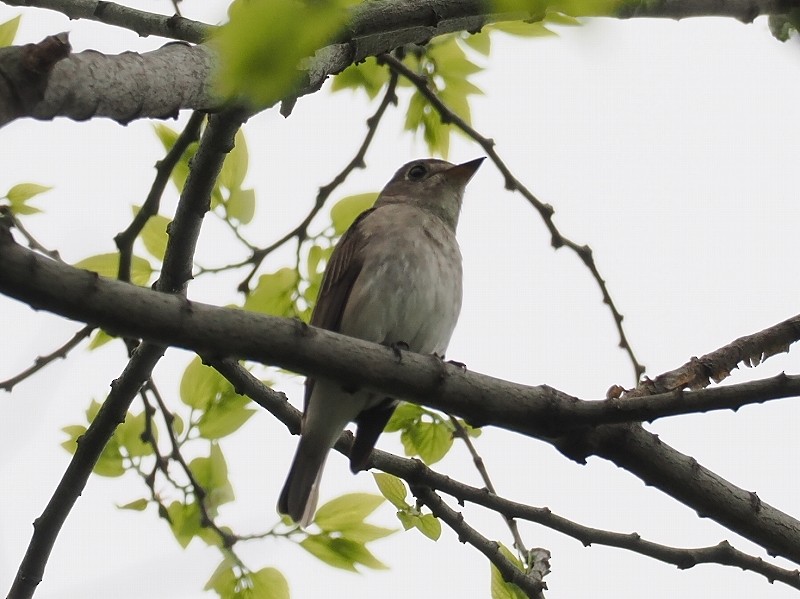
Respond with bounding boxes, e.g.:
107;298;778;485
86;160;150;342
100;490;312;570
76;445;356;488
389;341;410;362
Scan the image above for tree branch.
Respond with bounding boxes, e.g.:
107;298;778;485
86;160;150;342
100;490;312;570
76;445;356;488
3;231;800;564
217;360;800;591
5;110;245;599
5;0;800;128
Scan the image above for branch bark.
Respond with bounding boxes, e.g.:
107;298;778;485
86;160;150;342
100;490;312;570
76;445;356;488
3;229;800;564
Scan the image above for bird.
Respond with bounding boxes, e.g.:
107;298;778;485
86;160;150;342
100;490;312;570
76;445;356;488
277;157;484;526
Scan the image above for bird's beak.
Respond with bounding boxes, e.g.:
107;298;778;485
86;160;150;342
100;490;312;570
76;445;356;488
445;157;485;187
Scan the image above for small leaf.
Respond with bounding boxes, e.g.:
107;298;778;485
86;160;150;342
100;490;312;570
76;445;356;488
180;356;224;409
405;420;453;465
490;544;528;599
74;253;153;286
329;193;377;235
6;183;52;204
197;392;255;440
219;130;249;191
329;537;388;570
87;329;115;350
60;425;87;454
491;20;556;37
461;30;491;55
116;411;155;458
314;493;384;531
225;187;256;224
251;567;291;599
189;444;235;508
132;206;170;262
167;500;202;548
414;513;441;541
213;0;350;105
331;57;389;99
372;473;408;509
118;498;149;511
93;436;125;477
244;269;299;317
383;402;425;432
0;15;21;47
153;123;180;150
7;203;42;216
337;522;395;543
300;535;358;572
204;558;237;595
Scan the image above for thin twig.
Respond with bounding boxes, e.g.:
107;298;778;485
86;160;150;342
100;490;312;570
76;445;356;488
449;416;529;559
0;206;62;261
0;325;94;392
115;111;204;282
412;485;547;599
6;109;248;599
233;69;399;292
379;53;645;382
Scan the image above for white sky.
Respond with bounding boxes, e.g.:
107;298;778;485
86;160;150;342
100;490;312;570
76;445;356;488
2;3;800;599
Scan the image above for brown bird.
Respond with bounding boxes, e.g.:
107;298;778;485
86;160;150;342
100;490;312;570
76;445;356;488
278;157;484;526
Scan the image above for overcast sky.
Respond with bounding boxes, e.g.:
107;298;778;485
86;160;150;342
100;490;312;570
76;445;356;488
2;3;800;598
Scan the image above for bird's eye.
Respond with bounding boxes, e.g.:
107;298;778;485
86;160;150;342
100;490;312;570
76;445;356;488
407;164;427;180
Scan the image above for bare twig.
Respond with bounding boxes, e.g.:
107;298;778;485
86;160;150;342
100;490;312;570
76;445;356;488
379;53;645;381
412;485;547;599
0;325;94;392
6;109;247;599
0;206;62;261
621;313;800;398
114;111;204;282
449;416;530;559
233;69;399;292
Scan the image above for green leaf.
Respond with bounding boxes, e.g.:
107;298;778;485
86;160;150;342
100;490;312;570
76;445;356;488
219;130;249;191
152;123;198;192
180;356;224;409
372;473;408;509
314;493;384;531
421;109;450;158
226;187;256;225
300;535;358;572
336;522;395;543
545;11;582;25
329;193;377;235
490;544;528;599
73;253;153;286
213;0;351;105
383;402;425;432
7;203;42;216
251;567;290;599
118;498;149;511
429;39;482;78
167;500;202;548
189;443;235;508
132;206;170;262
414;513;441;541
116;410;155;458
404;420;453;465
0;15;21;47
60;425;87;454
491;20;556;37
204;558;237;595
403;92;426;133
94;436;125;477
5;183;52;213
461;31;491;55
87;329;115;350
244;268;299;317
329;537;388;570
197;392;255;440
331;57;389;99
85;398;103;422
153;123;180;150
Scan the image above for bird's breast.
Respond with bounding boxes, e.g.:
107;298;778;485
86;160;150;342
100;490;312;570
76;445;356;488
339;209;463;355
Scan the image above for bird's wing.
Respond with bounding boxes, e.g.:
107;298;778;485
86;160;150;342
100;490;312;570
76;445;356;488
304;208;375;411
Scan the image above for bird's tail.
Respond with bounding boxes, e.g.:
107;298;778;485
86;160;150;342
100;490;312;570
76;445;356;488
277;436;330;527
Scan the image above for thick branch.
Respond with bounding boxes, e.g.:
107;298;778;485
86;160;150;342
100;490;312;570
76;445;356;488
3;233;800;563
4;0;800;127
